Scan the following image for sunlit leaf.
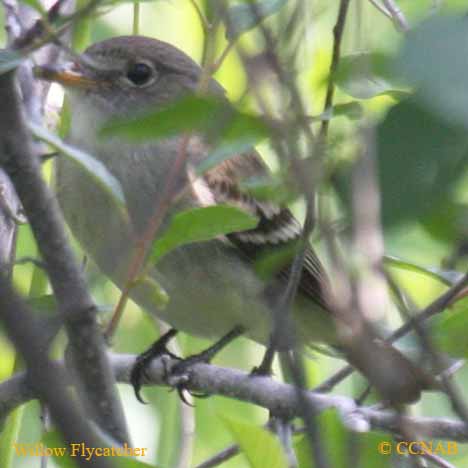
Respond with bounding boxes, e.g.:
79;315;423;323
431;296;468;358
0;50;24;75
396;15;468;129
225;0;289;40
149;205;258;264
376;99;468;226
29;123;126;210
384;255;463;286
223;417;288;468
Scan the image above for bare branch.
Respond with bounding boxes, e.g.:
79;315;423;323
319;0;351;140
382;0;409;32
4;354;468;442
0;69;129;444
0;281;116;468
315;271;468;393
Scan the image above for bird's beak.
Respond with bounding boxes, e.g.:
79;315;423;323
33;62;100;89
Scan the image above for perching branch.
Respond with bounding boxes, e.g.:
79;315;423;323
0;69;129;445
3;353;468;442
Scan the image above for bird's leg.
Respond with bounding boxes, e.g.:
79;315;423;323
167;325;245;404
251;341;276;376
130;328;179;403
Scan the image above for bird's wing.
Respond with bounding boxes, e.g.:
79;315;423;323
192;150;330;311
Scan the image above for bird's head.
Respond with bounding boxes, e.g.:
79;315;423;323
35;36;224;121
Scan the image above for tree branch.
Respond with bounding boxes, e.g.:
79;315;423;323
0;69;129;444
0;280;115;468
3;353;468;442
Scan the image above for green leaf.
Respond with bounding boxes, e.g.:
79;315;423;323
0;50;24;75
384;255;462;286
309;102;364;122
376;99;468;226
72;0;92;52
225;0;289;40
240;175;299;205
396;15;468;129
421;200;468;244
294;409;348;468
0;407;25;468
132;275;169;309
335;53;403;100
294;411;393;468
101;96;269;171
223;417;288;468
332;102;364;120
149;205;258;264
29;123;126;210
42;432;76;468
433;296;468;358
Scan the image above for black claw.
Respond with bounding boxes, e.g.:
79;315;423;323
250;365;273;377
250;343;276;377
177;387;196;406
130;328;179;403
165;327;244;404
130;361;149;404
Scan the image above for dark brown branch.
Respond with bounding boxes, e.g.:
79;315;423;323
319;0;351;140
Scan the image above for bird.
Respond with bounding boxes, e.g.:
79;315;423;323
34;35;432;404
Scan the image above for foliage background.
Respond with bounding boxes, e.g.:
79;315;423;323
2;0;468;467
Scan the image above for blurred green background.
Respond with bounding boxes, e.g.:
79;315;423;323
3;1;468;467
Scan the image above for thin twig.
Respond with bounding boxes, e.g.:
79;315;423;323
105;7;222;340
195;444;240;468
189;0;210;32
367;0;392;20
417;446;455;468
319;0;351;140
104;134;193;340
132;1;139;35
315;271;468;394
382;0;409;32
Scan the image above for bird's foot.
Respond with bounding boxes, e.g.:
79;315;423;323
130;328;179;404
250;344;276;377
164;326;245;405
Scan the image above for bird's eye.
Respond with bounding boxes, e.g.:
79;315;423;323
126;62;154;86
